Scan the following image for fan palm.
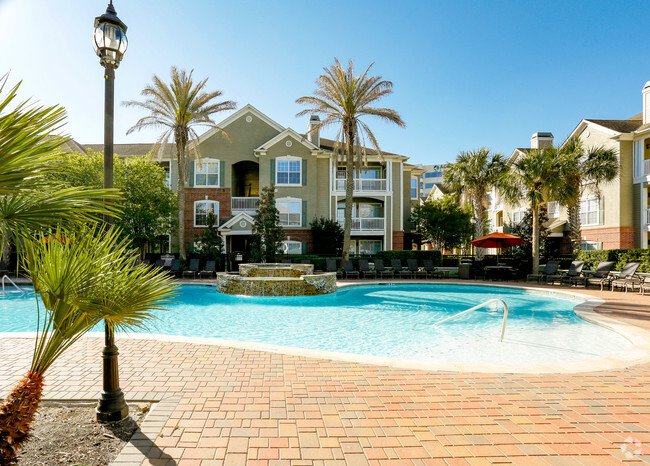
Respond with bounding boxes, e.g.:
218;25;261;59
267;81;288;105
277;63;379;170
123;67;237;259
556;137;619;253
0;226;177;462
443;148;509;258
296;59;405;260
501;147;563;272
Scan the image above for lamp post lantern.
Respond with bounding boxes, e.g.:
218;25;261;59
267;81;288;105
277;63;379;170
93;0;128;423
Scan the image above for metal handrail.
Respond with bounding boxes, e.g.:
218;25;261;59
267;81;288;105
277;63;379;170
1;274;25;295
433;298;509;341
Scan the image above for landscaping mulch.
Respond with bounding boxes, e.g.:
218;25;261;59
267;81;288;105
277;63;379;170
17;402;150;465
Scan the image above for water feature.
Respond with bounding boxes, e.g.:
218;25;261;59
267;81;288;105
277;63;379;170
216;263;336;296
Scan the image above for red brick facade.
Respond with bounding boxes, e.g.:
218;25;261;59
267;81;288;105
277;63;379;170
184;188;232;251
392;231;405;251
581;226;635;250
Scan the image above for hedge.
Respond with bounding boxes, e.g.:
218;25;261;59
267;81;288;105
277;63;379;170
575;249;650;272
374;250;442;266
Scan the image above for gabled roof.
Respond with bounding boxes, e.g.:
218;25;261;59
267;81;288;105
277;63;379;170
198;104;285;143
218;211;256;231
318;137;406;159
255;128;320;152
583;118;643;133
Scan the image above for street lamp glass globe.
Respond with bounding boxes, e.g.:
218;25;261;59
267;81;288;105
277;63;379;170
93;3;128;69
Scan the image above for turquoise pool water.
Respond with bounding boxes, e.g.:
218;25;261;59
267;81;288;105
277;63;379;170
0;284;631;365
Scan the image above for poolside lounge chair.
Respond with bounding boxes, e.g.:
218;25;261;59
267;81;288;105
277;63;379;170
610;262;642;292
374;259;393;279
407;259;427;279
168;259;181;277
392;259;413;279
199;260;216;279
341;260;359;279
423;260;445;278
544;260;585;285
326;259;342;279
358;259;376;279
570;261;615;288
182;259;200;279
526;260;560;283
154;259;165;270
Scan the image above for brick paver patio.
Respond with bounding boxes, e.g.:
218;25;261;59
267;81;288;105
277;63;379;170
2;281;650;465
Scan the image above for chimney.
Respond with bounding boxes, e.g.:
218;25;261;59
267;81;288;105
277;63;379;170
307;115;320;147
530;132;554;149
642;81;650;125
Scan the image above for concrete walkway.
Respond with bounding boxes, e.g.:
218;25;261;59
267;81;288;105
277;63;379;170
1;280;650;465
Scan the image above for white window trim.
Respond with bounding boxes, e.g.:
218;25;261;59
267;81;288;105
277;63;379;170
275;155;302;186
276;197;302;227
511;208;526;225
194;200;219;227
194;158;220;187
580;240;602;251
358;239;382;256
281;240;302;255
580;195;600;227
547;201;560;218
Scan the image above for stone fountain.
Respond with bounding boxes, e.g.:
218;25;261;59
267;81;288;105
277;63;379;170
216;263;337;296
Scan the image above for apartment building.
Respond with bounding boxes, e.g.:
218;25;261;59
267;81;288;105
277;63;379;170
86;105;418;257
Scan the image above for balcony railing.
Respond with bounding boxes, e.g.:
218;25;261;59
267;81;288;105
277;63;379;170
645;160;650;175
334;178;387;192
231;197;258;213
337;217;385;231
646;208;650;225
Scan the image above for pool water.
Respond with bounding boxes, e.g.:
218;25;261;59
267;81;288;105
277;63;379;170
0;284;631;365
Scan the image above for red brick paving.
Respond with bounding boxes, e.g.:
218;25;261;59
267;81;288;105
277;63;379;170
1;281;650;464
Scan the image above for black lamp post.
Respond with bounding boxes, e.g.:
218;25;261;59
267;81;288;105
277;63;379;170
93;0;128;423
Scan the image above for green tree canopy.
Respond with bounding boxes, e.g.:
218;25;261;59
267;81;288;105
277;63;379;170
412;195;473;252
47;151;177;253
310;217;343;256
251;185;285;263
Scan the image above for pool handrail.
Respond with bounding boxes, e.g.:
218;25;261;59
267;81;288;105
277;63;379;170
433;298;509;342
1;274;25;295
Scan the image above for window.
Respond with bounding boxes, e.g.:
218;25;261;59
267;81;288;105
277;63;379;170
411;178;417;199
282;240;302;255
358;240;381;256
580;196;600;226
424;182;435;189
277;198;301;226
547;201;559;218
358;203;381;218
194;159;219;186
511;209;526;225
276;156;301;185
425;172;443;178
581;240;602;251
194;200;219;227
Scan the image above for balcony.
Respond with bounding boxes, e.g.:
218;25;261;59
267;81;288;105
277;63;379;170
334;178;388;192
646;208;650;225
231;197;258;214
337;217;385;232
645;159;650;175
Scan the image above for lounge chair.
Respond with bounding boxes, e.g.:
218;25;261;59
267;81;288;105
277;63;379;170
571;261;615;288
374;259;393;279
392;259;413;279
407;259;427;279
326;259;342;279
423;260;445;278
168;259;181;277
610;262;642;292
199;260;216;279
526;260;560;283
154;259;165;270
182;258;200;279
358;259;376;279
341;260;359;279
544;260;585;285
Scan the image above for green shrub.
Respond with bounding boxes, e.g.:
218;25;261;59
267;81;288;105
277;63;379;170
575;249;650;272
374;250;442;266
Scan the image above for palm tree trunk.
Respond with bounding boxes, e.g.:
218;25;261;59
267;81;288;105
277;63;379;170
176;144;186;261
0;371;44;463
474;202;485;260
532;207;540;272
342;129;355;261
568;202;581;255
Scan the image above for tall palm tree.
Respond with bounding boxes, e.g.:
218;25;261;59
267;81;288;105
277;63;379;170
296;59;405;260
501;147;563;272
443;148;509;258
0;226;177;462
556;137;619;254
124;67;237;259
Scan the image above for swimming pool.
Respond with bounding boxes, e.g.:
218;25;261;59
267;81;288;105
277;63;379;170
0;283;634;368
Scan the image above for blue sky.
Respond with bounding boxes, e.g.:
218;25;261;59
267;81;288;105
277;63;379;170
2;0;649;165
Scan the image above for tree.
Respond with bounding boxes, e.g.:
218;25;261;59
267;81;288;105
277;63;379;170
124;67;236;260
555;138;619;254
310;217;343;256
412;195;473;252
443;148;509;259
250;185;285;263
501;147;563;272
194;211;224;265
46;151;177;255
506;205;552;265
0;226;176;462
296;59;405;260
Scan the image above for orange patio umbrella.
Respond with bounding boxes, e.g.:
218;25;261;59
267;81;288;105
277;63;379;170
470;232;525;263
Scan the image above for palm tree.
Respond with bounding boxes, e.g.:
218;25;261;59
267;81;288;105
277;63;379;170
556;137;619;254
0;226;177;462
501;147;563;272
124;67;237;259
296;59;405;260
443;148;509;258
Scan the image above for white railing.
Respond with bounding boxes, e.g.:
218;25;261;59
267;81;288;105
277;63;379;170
334;178;388;192
2;275;24;295
645;160;650;175
231;197;258;212
337;217;385;231
646;208;650;225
